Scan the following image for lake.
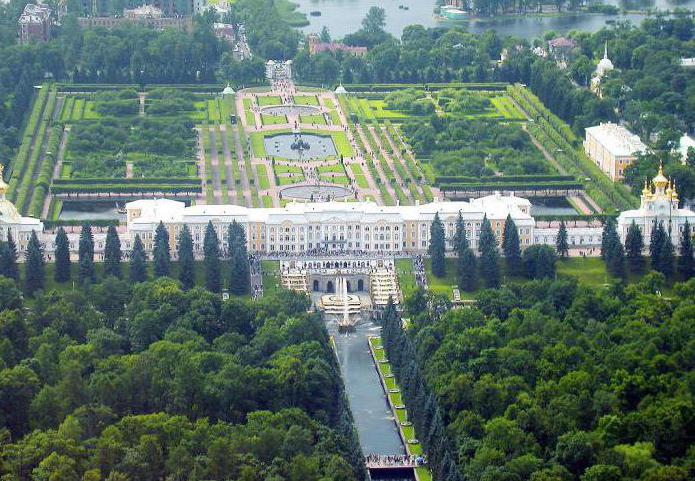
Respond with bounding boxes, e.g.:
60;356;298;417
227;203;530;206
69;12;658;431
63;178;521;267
293;0;695;39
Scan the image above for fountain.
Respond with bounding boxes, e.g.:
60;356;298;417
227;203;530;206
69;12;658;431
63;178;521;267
321;276;360;332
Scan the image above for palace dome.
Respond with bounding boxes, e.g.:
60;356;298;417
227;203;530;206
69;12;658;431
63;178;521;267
596;42;614;77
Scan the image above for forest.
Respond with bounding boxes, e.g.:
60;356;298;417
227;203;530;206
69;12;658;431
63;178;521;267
0;277;364;481
396;275;695;481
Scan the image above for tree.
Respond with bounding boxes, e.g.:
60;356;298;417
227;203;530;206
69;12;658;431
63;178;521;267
129;234;148;283
657;234;674;279
649;220;665;269
362;6;386;34
625;221;644;274
78;223;96;284
556;220;569;258
478;215;500;288
25;231;45;295
153;221;170;277
678;220;693;280
104;225;122;278
204;221;221;293
522;245;557;279
178;225;195;290
455;213;477;291
0;230;19;282
502;214;522;276
429;213;446;278
54;227;71;283
228;221;250;296
602;218;624;277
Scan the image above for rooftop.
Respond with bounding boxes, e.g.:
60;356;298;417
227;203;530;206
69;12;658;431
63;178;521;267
585;122;648;157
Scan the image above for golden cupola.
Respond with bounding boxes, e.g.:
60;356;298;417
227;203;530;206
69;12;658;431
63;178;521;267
642;179;652;198
652;163;669;192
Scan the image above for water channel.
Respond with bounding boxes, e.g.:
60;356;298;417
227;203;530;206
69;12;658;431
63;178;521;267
327;317;406;456
293;0;695;39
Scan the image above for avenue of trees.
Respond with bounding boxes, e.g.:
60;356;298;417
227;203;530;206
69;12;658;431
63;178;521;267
0;274;364;481
402;274;695;481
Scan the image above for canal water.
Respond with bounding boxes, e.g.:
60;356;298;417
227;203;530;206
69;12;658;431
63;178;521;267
293;0;695;39
327;318;406;456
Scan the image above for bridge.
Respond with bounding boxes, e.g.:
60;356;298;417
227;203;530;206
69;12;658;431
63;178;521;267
365;454;424;471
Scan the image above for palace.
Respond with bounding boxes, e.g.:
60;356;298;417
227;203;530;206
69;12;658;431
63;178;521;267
617;165;695;247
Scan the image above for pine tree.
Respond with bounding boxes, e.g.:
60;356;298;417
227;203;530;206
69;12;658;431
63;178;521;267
129;234;148;283
455;213;477;291
152;221;170;277
678;220;694;280
104;225;122;278
0;229;19;282
203;221;221;293
54;227;71;283
178;225;195;290
625;220;644;274
78;223;96;284
556;220;569;258
602;218;624;277
428;212;446;278
25;231;45;296
650;220;665;270
478;215;500;288
502;214;522;276
657;234;674;279
228;220;250;295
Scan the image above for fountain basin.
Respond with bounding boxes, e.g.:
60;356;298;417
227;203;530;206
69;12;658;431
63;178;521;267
280;183;351;201
265;133;337;160
261;105;321;116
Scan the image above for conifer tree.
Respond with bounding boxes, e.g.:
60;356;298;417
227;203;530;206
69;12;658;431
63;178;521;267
104;225;122;278
54;227;71;283
429;212;446;278
502;214;522;276
650;220;665;269
25;231;45;295
129;234;148;283
625;221;644;274
657;234;674;279
556;220;569;258
78;223;96;284
478;215;499;288
0;229;19;282
203;221;221;293
228;220;250;295
152;221;170;277
602;218;624;277
679;220;694;280
455;213;476;291
178;224;195;290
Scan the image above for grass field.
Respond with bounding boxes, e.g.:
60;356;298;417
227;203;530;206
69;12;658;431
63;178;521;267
257;96;283;106
261;114;287;125
293;95;319;106
261;260;280;293
300;114;326;125
256;164;270;189
349;164;369;189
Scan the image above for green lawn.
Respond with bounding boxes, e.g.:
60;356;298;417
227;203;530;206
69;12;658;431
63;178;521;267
319;174;350;185
274;164;303;175
293;95;319;106
349;164;369;189
396;259;417;297
256;164;270;189
261;260;280;293
262;195;273;207
317;164;344;174
257;96;283;106
300;114;326;125
261;114;287;125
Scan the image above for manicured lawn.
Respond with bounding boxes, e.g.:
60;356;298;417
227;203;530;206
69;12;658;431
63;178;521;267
331;131;355;158
262;195;273;207
257;96;283;106
395;258;417;297
250;133;266;157
317;164;344;174
300;114;326;125
82;101;101;120
256;164;270;189
425;258;462;298
293;95;319;106
261;260;280;293
319;174;350;185
349;164;369;188
261;114;287;125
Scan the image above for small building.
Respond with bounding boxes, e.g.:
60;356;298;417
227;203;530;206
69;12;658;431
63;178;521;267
77;12;192;31
584;122;648;181
680;58;695;68
590;42;614;98
675;133;695;164
17;3;53;45
548;37;577;61
618;166;695;248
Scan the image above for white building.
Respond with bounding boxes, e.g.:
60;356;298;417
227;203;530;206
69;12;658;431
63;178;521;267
584;122;648;181
675;133;695;164
618;165;695;247
590;42;614;98
0;166;44;250
125;194;536;256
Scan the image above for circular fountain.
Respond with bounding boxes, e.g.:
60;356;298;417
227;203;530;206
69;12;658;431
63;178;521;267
320;277;361;332
261;105;321;116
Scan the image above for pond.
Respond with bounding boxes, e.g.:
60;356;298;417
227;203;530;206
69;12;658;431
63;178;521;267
58;201;127;221
292;0;695;39
265;133;338;160
530;197;579;216
281;183;352;200
261;105;321;116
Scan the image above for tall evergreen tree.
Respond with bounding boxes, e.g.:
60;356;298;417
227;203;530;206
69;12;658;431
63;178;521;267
104;225;122;278
204;221;221;293
429;212;446;278
650;220;666;270
502;214;522;276
178;225;195;290
54;227;71;283
602;218;624;277
78;223;96;284
625;220;644;274
152;221;170;277
556;220;569;258
129;234;148;283
0;229;19;282
455;213;477;291
25;231;45;296
657;234;674;279
679;220;694;280
478;215;500;288
228;220;250;295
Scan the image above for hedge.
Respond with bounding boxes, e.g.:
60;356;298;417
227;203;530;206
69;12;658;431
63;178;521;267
52;177;200;185
52;184;200;194
44;219;118;228
435;174;575;185
440;181;584;192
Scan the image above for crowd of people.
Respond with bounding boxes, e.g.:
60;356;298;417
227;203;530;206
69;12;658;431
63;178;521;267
413;255;427;291
364;453;426;467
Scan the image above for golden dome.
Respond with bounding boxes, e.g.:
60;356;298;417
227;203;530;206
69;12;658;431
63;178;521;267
642;179;651;197
652;163;669;190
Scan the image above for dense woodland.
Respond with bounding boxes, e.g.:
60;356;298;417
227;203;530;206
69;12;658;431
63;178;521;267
0;277;363;481
400;275;695;481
